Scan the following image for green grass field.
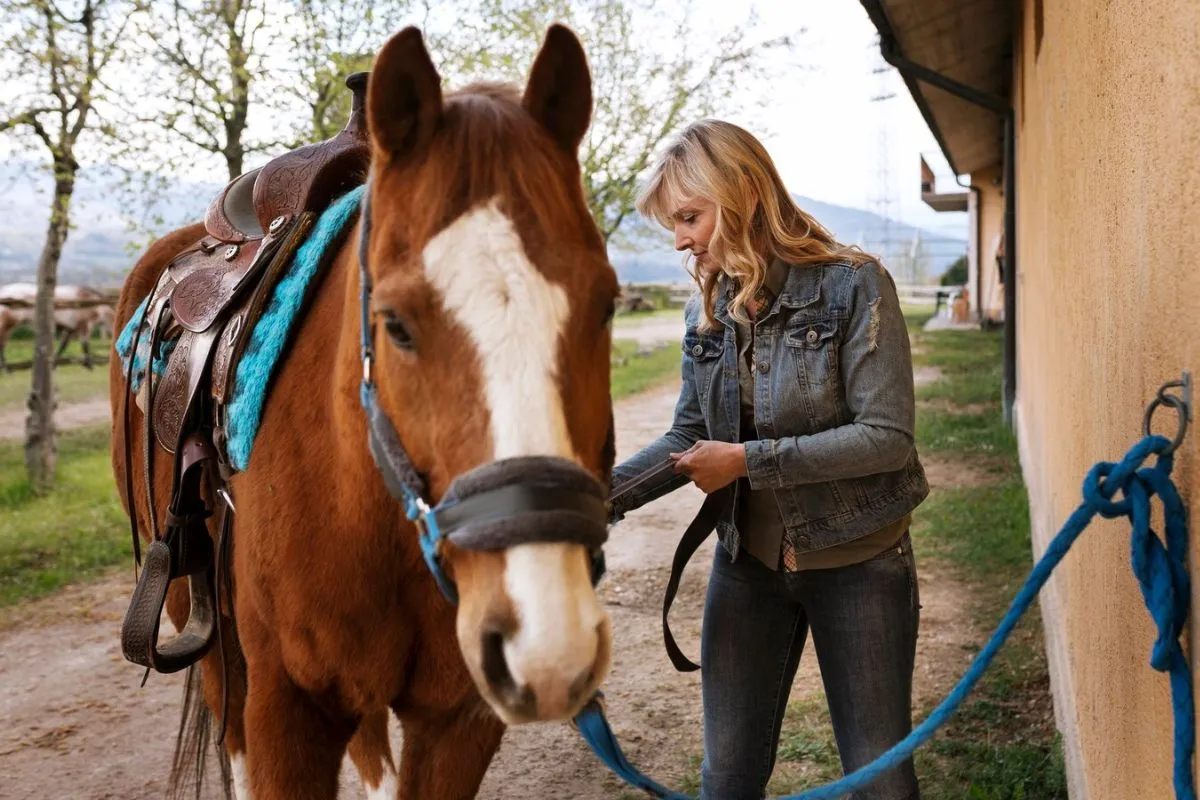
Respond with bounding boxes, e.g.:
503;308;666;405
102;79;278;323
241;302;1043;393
0;425;128;607
0;335;112;408
610;339;681;398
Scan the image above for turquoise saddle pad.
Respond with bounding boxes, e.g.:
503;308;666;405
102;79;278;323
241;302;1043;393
116;185;365;471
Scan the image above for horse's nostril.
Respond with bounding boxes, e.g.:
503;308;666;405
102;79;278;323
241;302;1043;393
481;628;536;718
481;629;513;690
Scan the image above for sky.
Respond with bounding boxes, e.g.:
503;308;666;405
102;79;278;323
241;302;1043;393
684;0;967;239
0;0;968;241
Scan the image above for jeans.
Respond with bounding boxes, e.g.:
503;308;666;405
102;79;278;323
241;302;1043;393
699;533;922;800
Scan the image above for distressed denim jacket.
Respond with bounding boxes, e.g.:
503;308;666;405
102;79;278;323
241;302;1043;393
610;259;929;558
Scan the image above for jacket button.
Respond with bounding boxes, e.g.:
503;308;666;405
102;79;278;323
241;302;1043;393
691;344;704;356
798;534;812;547
806;329;819;344
757;360;769;373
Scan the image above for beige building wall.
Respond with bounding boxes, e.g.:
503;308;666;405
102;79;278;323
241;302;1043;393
1011;0;1200;797
970;165;1005;322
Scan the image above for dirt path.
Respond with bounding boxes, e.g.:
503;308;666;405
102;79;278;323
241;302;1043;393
0;369;978;799
0;396;111;440
612;315;685;349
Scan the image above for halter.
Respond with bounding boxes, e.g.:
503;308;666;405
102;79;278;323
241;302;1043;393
356;181;610;604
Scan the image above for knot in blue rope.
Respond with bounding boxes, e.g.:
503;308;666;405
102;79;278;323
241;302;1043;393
1080;437;1190;665
1079;435;1194;799
1080;433;1164;516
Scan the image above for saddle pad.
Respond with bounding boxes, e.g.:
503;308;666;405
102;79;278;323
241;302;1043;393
115;296;175;394
117;184;365;471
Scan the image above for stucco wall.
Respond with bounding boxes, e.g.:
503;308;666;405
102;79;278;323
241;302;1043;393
1012;0;1200;797
971;164;1005;322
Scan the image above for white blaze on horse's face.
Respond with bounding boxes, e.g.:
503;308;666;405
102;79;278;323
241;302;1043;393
422;199;611;723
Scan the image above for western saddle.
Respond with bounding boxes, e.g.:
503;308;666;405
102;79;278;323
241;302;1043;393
120;73;371;676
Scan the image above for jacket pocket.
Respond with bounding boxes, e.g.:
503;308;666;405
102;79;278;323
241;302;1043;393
682;330;725;394
785;318;839;387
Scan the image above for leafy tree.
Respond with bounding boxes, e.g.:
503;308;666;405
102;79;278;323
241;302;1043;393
428;0;795;244
0;0;143;492
941;253;968;286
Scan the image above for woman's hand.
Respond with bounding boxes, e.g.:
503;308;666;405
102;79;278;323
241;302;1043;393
670;441;748;493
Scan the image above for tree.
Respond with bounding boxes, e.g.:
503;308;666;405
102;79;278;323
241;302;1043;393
279;0;410;144
941;254;968;286
0;0;142;493
141;0;271;180
427;0;795;245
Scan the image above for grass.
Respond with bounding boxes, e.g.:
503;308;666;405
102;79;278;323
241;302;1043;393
767;693;843;794
673;308;1066;798
612;307;681;327
0;424;128;608
0;334;112;408
610;338;680;399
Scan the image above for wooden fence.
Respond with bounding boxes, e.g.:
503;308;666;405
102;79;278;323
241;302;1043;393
0;288;121;310
1;289;119;373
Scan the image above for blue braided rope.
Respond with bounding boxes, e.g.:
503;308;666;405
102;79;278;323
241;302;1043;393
574;434;1195;799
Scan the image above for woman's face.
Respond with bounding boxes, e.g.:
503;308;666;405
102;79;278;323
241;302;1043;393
670;197;717;268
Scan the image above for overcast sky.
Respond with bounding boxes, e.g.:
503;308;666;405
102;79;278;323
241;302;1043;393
1;0;968;239
684;0;967;238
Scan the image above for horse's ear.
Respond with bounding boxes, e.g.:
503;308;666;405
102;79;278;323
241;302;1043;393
368;26;443;163
522;24;593;154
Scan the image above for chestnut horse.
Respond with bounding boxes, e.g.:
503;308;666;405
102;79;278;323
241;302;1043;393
110;25;619;799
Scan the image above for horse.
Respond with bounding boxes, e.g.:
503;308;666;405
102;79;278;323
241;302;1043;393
109;23;620;800
0;282;113;371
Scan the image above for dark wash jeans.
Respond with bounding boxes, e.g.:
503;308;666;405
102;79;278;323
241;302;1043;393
699;532;922;800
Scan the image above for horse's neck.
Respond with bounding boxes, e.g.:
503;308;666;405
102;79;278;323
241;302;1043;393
311;240;371;442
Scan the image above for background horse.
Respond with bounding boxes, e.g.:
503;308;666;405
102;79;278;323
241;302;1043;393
109;23;619;800
0;282;113;371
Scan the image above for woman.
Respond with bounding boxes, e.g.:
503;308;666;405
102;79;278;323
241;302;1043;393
609;120;929;800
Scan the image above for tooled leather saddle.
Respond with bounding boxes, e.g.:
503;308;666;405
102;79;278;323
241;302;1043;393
119;73;371;675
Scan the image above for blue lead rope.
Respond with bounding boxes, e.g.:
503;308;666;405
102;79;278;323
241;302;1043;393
573;433;1195;799
573;693;692;800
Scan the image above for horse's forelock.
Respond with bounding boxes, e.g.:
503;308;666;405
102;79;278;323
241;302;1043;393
371;81;596;264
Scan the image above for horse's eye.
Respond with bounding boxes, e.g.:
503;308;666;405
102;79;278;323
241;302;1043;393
602;300;616;329
383;313;415;350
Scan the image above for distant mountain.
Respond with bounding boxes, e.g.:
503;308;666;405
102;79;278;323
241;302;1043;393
0;161;964;288
0;161;220;286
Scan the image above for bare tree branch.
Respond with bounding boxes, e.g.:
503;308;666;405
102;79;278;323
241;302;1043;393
0;109;55;134
136;0;271;179
272;0;408;145
68;0;98;140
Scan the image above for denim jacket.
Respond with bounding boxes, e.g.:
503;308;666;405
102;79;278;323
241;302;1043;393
610;259;929;558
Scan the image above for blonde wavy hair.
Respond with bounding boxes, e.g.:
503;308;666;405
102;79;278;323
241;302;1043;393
636;119;876;329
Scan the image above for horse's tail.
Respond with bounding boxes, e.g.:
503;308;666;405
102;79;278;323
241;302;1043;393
168;579;243;800
168;663;233;800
